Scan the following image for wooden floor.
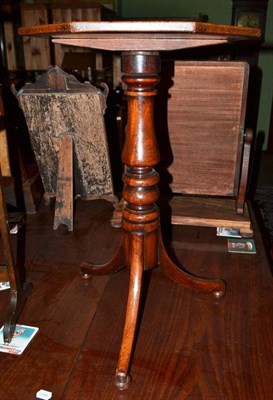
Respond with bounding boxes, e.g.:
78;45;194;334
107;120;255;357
0;199;272;400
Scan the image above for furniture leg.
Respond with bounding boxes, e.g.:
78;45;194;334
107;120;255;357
0;166;32;343
3;282;32;343
53;134;74;231
236;128;253;214
80;239;124;277
159;231;225;298
116;231;144;390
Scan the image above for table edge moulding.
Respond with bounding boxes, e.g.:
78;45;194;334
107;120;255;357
18;20;261;390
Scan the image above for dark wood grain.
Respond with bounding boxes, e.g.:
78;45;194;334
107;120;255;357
0;200;272;399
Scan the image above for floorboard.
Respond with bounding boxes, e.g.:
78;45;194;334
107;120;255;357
0;200;272;400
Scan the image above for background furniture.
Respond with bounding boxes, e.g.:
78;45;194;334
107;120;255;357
1;82;33;340
0;164;32;343
0;1;120;90
19;2;115;73
157;60;253;236
17;66;116;231
232;0;268;38
0;83;43;214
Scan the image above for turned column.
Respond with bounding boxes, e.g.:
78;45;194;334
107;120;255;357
121;51;161;270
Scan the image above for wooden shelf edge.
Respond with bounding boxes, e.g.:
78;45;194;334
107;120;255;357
170;196;253;235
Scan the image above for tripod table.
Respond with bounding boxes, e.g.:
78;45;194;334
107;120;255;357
19;20;261;389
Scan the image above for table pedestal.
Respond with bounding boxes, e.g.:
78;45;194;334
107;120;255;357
81;50;225;389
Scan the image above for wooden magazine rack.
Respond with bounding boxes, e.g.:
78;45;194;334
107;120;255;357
157;61;253;236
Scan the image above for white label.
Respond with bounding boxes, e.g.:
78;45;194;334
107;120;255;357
36;389;53;399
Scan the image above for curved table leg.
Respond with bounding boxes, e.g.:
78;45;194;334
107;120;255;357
80;239;124;277
116;231;144;390
159;231;225;298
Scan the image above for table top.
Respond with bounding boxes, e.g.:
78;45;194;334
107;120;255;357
19;20;261;51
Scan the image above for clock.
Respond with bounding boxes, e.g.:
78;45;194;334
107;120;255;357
232;0;268;39
237;11;261;28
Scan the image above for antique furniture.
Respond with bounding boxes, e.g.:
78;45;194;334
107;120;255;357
1;83;44;215
0;163;32;343
157;60;253;236
16;66;116;231
1;84;42;214
0;83;33;342
19;20;260;389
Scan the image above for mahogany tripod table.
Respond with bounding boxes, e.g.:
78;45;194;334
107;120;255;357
19;21;260;390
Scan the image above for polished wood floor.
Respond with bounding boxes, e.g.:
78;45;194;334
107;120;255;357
0;199;272;400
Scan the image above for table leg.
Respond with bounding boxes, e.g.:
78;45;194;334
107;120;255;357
159;231;225;298
116;231;144;390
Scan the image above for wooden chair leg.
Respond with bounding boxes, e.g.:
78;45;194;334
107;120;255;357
53;134;74;231
0;166;32;343
236;128;253;214
116;231;144;390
